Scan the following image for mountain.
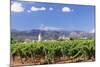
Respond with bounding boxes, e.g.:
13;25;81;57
11;29;19;32
11;29;95;40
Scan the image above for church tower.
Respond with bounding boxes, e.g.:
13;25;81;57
38;31;42;42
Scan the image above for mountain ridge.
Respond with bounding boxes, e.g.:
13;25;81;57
11;29;95;40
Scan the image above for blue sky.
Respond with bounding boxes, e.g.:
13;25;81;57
11;1;95;32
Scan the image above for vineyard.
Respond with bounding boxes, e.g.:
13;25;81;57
11;39;95;66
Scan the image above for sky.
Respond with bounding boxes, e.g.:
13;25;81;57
11;1;95;32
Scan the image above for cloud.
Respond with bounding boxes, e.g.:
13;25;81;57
49;7;53;11
91;28;95;33
62;7;72;12
27;10;31;13
11;2;24;12
45;26;63;31
31;6;46;11
39;24;63;31
40;7;46;10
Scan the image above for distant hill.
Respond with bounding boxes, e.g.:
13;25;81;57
11;29;95;40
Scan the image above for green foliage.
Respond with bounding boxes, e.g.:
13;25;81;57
11;39;95;63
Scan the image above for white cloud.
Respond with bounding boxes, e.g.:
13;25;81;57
62;7;72;12
39;24;63;31
44;26;63;31
11;2;24;12
40;7;46;10
27;10;31;13
49;7;53;11
31;6;46;11
91;28;95;33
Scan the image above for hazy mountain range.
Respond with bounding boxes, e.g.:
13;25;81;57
11;29;95;40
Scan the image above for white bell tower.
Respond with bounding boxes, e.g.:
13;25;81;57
38;32;42;42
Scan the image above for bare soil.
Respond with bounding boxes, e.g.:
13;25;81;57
10;56;95;67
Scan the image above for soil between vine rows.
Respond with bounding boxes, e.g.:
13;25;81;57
10;56;95;67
